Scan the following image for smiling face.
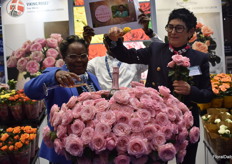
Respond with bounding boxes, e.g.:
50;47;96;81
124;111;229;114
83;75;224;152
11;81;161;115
64;42;88;75
167;19;194;48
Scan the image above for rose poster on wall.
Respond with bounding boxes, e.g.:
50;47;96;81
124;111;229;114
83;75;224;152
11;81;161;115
84;0;141;35
1;0;69;89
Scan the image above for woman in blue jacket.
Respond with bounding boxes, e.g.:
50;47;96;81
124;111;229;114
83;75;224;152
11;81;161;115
24;35;101;164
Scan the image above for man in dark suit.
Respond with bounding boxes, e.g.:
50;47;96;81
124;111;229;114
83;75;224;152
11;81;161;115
105;8;214;164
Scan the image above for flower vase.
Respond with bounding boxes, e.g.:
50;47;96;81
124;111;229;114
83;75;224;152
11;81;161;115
223;96;232;108
0;153;11;164
24;102;39;120
0;104;10;122
9;104;24;121
13;145;31;164
210;98;223;108
109;67;119;97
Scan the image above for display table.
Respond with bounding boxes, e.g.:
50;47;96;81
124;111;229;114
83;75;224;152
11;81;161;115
203;140;231;164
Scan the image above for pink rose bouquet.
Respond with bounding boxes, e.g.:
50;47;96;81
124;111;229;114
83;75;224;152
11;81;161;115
7;33;65;78
43;85;199;163
189;22;220;66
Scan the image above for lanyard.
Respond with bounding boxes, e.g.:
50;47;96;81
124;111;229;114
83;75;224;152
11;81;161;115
169;44;191;55
105;56;121;80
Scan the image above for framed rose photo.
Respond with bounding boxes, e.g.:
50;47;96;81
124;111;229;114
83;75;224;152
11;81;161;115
84;0;141;34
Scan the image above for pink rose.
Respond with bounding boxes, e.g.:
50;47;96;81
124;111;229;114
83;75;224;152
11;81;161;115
66;96;78;109
90;133;106;152
116;136;129;152
15;48;26;59
143;124;157;140
106;133;117;150
162;126;173;140
30;51;44;62
83;100;95;106
114;155;130;164
43;56;56;68
30;43;43;52
192;41;208;53
176;149;187;163
189;126;200;143
177;128;188;143
95;122;111;136
155;112;169;126
136;109;151;123
70;119;85;136
81;127;94;145
158;143;176;162
129;118;144;133
77;92;92;101
46;48;59;58
17;57;28;72
167;61;175;68
26;60;40;74
61;109;74;125
46;38;58;48
72;103;83;118
115;111;131;124
21;40;32;53
42;126;53;148
123;41;145;49
55;59;65;67
95;99;110;112
183;111;194;129
130;81;145;88
151;131;166;148
113;90;130;105
54;138;64;155
7;55;17;67
113;122;131;137
65;134;84;157
34;38;47;47
127;137;149;158
56;124;67;139
166;107;176;121
196;22;204;29
99;111;116;125
80;105;96;121
158;86;171;98
50;33;63;44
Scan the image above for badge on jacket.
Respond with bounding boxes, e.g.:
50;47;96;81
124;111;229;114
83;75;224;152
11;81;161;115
188;66;202;76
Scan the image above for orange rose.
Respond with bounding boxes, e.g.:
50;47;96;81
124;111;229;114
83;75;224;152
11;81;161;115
74;0;84;5
189;32;197;43
196;22;204;29
201;25;214;37
192;41;208;53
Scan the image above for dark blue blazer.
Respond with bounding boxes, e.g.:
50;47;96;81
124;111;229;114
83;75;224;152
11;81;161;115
24;65;101;164
110;40;214;128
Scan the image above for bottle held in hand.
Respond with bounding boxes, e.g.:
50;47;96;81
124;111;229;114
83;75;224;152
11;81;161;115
109;67;120;96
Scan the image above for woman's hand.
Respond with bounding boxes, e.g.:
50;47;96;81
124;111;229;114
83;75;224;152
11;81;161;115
83;26;95;45
173;80;191;95
55;70;81;87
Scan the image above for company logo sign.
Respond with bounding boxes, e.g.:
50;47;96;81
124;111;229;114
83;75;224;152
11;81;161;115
6;0;25;17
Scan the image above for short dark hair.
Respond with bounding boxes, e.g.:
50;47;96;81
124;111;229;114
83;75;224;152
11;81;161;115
168;8;197;31
59;35;89;58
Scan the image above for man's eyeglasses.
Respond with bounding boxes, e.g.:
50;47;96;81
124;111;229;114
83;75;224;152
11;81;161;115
67;53;88;60
165;24;186;33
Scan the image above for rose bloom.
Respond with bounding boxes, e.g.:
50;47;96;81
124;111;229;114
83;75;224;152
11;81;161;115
21;40;32;53
50;33;63;43
129;118;144;133
7;55;17;67
30;43;43;52
54;138;64;155
66;96;78;108
123;41;145;50
30;51;44;62
114;154;130;164
17;57;28;72
114;90;130;105
90;133;106;152
124;29;149;41
201;25;214;37
100;111;116;125
192;41;208;53
113;122;131;136
81;127;94;145
116;136;129;152
34;38;47;47
43;56;56;68
70;119;85;136
158;86;171;98
188;32;197;43
139;2;150;15
95;122;111;137
196;22;204;29
15;48;26;59
26;60;40;74
127;137;149;158
64;134;84;157
189;126;200;143
55;59;65;67
46;48;59;58
143;124;157;140
158;143;176;162
46;38;58;48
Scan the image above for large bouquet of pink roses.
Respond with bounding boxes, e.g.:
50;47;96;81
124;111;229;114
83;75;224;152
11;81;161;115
7;33;65;78
43;83;200;164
